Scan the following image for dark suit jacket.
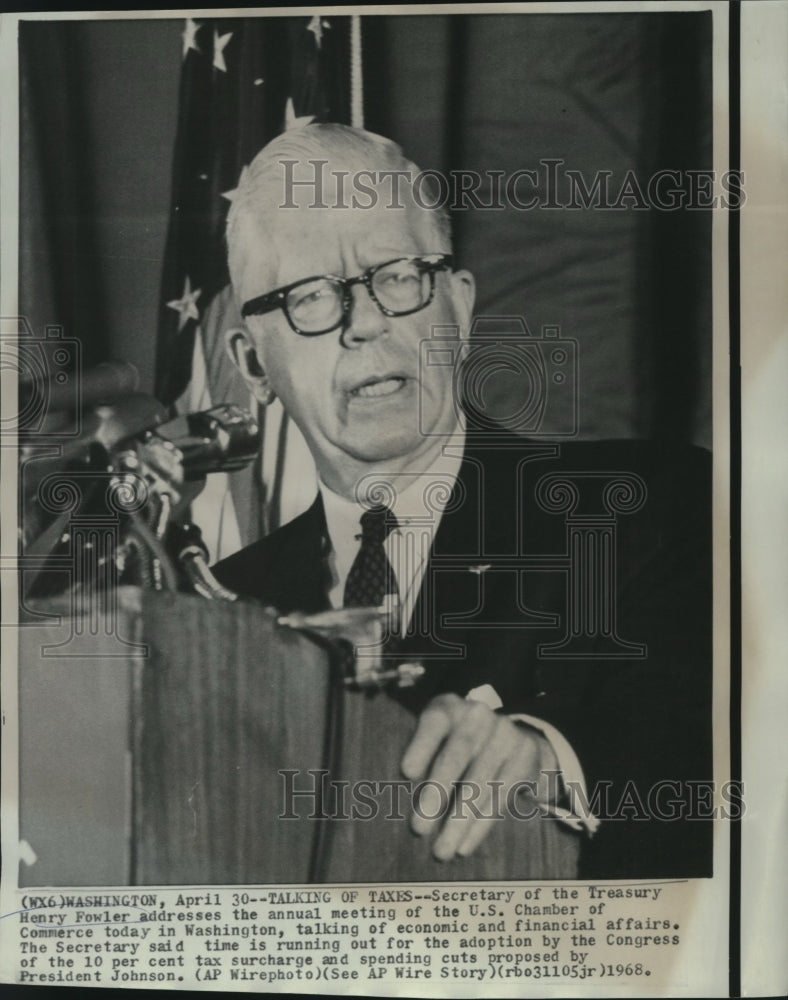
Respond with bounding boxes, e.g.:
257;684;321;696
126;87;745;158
214;431;713;878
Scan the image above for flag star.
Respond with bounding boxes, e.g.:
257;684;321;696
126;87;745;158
182;18;202;59
213;29;233;72
284;96;315;131
167;276;201;331
221;165;249;203
306;15;331;50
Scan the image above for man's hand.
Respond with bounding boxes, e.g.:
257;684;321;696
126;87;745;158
400;693;559;861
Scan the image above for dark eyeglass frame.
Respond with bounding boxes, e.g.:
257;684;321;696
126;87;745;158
240;253;454;336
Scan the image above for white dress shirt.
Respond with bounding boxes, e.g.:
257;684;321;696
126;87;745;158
317;435;599;836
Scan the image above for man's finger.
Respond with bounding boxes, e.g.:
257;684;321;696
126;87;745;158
431;714;519;860
400;694;460;781
456;730;544;857
410;700;497;839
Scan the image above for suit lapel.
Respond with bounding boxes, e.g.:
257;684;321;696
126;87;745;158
396;434;568;705
398;439;510;673
265;494;332;614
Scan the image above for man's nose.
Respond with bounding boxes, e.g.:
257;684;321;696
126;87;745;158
342;283;389;347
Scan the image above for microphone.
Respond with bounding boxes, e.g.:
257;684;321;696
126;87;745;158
167;522;239;602
147;404;260;479
20;393;170;548
22;400;259;575
107;404;259;593
94;394;169;452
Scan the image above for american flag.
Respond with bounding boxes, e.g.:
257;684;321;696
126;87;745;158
154;14;352;556
156;14;350;404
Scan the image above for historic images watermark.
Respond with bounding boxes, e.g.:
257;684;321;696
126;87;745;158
279;160;745;212
418;317;578;438
1;317;82;438
279;770;744;823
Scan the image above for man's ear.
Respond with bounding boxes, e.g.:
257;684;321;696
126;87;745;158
224;328;276;406
449;268;476;338
449;269;476;358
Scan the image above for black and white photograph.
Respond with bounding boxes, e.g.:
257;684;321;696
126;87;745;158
0;2;783;996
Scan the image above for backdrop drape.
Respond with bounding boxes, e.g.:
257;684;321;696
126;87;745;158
364;13;712;445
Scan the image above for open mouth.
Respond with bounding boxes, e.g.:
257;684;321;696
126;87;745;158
349;376;408;399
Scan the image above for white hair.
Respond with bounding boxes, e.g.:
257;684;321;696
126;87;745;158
226;123;452;304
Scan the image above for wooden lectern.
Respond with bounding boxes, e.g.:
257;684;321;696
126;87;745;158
18;590;579;885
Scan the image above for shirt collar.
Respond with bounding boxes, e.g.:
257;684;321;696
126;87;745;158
319;429;466;549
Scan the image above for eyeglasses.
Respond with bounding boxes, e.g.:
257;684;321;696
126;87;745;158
240;254;454;336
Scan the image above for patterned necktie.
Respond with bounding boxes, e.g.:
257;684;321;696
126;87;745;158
336;505;400;687
343;505;399;608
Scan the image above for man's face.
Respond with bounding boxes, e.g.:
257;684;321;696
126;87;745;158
239;177;475;488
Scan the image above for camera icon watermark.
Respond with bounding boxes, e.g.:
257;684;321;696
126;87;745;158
419;315;578;437
1;316;81;438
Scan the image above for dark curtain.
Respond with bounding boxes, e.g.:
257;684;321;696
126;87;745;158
365;12;712;445
19;21;108;371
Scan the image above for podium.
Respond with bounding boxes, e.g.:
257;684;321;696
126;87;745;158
18;590;579;885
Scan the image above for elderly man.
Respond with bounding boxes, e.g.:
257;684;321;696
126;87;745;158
214;124;712;879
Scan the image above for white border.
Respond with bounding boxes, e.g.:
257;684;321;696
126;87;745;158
740;2;788;996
